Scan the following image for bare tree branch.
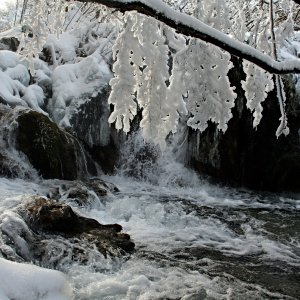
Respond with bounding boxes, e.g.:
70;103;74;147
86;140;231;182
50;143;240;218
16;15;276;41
71;0;300;74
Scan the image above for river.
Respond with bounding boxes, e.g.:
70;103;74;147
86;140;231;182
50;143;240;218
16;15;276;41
0;167;299;299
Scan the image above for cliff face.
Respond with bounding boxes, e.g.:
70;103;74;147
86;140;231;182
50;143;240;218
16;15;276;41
187;58;300;192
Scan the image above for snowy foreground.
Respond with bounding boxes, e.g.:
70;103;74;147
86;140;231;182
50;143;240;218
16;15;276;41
0;258;72;300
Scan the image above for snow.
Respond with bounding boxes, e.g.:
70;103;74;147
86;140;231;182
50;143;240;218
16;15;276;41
50;54;112;127
0;20;115;127
0;49;49;113
0;50;20;70
0;2;299;299
0;258;73;300
33;58;52;89
0;68;49;114
47;32;81;63
22;84;47;114
5;64;30;86
0;70;27;106
110;0;300;73
242;61;274;128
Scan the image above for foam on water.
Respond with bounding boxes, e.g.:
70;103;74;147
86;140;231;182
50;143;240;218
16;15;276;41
62;174;300;299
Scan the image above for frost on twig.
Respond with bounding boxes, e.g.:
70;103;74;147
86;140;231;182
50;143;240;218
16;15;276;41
108;14;187;148
242;62;274;128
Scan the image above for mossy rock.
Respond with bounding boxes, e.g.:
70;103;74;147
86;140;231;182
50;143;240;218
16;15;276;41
16;110;85;180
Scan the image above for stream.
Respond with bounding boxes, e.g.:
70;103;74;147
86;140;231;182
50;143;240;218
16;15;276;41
0;173;299;299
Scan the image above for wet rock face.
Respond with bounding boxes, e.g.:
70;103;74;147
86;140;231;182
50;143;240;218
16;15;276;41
24;197;134;258
88;177;120;194
188;58;300;192
16;110;88;180
70;89;124;174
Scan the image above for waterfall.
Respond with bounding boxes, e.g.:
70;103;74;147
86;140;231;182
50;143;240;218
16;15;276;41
117;118;202;188
0;105;39;180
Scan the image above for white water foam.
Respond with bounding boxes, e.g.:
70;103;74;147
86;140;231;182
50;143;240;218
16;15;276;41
58;173;299;299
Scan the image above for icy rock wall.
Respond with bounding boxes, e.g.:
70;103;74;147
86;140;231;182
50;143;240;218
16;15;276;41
187;57;300;192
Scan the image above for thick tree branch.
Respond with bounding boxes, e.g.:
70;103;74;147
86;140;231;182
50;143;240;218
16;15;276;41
72;0;300;74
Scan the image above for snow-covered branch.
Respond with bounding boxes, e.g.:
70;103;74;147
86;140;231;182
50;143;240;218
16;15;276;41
73;0;300;74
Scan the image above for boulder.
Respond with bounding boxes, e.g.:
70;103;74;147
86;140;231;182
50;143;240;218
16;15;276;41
0;105;39;180
88;177;120;194
24;197;135;259
16;110;88;180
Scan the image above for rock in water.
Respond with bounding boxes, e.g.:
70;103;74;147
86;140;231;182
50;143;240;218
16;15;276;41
46;178;119;207
24;197;135;258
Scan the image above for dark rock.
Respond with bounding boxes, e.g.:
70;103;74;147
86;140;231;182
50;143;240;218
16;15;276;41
70;88;124;174
24;197;135;257
67;185;90;203
16;110;88;180
0;105;39;180
47;179;119;207
88;177;119;193
87;141;120;174
188;57;300;192
0;37;20;51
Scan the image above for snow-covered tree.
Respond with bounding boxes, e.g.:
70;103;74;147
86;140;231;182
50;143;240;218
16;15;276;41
108;14;139;133
1;0;300;148
181;0;236;133
100;0;299;144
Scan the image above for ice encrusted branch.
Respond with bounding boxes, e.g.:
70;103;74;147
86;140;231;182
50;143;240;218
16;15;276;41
73;0;300;74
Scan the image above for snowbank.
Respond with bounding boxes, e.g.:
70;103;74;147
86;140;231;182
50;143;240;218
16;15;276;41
0;50;48;114
0;258;73;300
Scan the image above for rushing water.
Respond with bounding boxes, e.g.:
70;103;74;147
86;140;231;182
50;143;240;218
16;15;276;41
66;175;300;300
0;129;300;299
0;171;300;299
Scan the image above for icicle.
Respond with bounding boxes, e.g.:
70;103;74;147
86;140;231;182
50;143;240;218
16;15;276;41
275;75;289;137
